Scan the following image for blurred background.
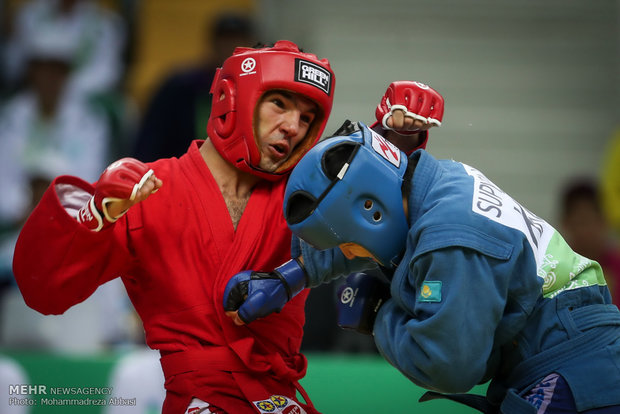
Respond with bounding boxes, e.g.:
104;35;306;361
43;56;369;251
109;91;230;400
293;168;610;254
0;0;618;413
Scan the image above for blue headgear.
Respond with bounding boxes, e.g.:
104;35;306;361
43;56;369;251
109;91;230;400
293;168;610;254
284;121;409;268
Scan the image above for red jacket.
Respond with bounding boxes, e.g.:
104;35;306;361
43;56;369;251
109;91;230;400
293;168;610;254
13;141;315;413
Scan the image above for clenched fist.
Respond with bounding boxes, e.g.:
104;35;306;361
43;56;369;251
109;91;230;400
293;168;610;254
376;80;444;134
77;158;162;231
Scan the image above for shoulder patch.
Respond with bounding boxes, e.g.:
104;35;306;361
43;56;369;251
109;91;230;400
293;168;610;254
370;129;401;167
419;281;442;302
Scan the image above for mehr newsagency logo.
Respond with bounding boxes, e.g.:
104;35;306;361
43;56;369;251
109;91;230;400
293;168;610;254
294;59;331;95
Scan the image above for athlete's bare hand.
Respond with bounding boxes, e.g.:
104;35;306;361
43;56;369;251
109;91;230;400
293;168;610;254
225;310;246;326
386;108;432;132
106;174;162;218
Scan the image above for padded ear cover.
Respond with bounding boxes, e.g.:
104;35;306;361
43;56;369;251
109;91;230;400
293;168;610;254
210;77;236;138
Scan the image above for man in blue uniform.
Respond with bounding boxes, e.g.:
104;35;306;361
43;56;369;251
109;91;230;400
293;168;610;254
224;122;620;413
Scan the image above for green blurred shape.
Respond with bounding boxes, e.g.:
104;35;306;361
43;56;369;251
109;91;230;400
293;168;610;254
2;350;116;414
301;353;488;414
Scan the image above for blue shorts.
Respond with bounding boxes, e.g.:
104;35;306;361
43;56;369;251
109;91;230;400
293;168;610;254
523;373;620;413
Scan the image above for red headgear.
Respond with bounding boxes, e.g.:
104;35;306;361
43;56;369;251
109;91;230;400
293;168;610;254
207;40;335;180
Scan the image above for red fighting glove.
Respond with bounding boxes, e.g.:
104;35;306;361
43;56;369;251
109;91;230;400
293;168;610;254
375;81;444;133
77;158;155;232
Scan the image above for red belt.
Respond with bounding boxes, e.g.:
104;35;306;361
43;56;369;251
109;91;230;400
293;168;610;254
160;346;306;381
159;346;314;412
160;347;246;377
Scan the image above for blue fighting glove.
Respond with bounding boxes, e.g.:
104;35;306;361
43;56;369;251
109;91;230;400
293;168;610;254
336;272;391;335
223;259;307;324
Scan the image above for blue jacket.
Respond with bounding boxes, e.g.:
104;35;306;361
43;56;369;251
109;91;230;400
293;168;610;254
295;150;620;411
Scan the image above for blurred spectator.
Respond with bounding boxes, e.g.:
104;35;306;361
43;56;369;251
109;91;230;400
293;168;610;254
559;178;620;307
0;22;112;228
0;21;138;354
3;0;127;98
132;12;256;162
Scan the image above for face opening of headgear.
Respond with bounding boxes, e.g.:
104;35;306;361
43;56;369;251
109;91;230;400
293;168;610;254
207;40;335;181
283;122;410;268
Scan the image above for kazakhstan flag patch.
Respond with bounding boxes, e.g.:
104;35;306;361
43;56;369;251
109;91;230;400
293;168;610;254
419;281;442;302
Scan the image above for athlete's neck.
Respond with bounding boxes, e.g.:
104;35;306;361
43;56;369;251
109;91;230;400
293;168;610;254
201;138;261;229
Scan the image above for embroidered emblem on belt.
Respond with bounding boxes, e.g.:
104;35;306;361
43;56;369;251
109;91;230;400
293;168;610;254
253;395;306;414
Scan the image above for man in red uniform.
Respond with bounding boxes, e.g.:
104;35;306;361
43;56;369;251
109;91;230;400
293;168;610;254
13;39;443;413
